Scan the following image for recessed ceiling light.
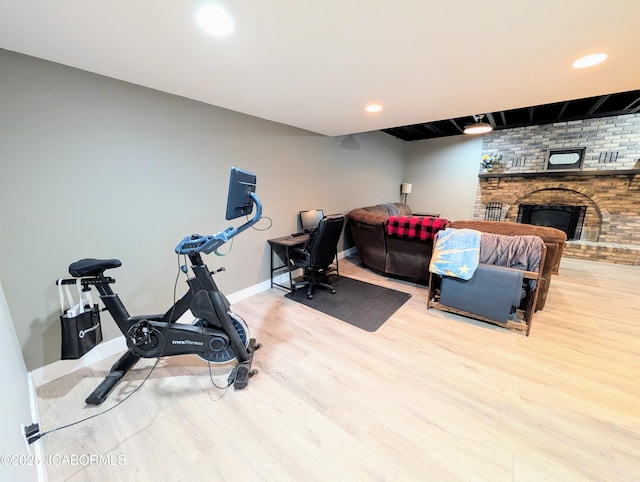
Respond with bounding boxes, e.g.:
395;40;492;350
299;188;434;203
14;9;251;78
572;53;607;69
196;4;234;36
366;104;382;113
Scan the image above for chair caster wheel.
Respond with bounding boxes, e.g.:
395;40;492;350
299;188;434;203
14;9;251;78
254;343;263;350
330;289;336;294
307;294;313;299
249;369;259;377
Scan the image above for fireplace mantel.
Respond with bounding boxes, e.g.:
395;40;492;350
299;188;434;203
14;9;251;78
478;169;640;180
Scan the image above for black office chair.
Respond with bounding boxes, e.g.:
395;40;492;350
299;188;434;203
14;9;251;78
290;215;345;299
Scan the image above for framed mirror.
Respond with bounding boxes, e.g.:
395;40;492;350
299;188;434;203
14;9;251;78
546;148;585;171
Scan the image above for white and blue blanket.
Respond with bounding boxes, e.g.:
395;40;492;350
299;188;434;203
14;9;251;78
430;228;544;287
429;228;481;280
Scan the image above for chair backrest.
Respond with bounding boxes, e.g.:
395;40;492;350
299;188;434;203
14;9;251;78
484;202;503;221
305;216;345;268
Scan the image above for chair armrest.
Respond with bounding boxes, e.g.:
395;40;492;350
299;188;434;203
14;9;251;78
290;248;310;264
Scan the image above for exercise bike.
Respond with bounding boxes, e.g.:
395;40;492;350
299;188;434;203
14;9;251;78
57;167;262;405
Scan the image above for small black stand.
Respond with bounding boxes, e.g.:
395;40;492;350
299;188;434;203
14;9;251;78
85;351;140;405
231;338;261;390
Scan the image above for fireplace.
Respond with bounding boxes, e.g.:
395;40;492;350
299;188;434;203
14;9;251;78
517;204;587;240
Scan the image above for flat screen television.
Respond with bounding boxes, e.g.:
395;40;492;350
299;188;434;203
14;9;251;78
299;209;324;232
225;167;257;220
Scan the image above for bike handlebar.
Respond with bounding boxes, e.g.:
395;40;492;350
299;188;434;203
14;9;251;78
175;193;263;255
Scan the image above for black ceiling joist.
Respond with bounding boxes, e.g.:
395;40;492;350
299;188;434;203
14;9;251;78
383;89;640;141
587;95;610;115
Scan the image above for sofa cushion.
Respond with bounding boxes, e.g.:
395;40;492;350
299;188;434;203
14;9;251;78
379;203;401;216
356;202;413;217
385;237;433;280
360;204;390;217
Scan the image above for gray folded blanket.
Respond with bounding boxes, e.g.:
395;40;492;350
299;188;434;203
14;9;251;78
479;233;543;288
440;263;524;323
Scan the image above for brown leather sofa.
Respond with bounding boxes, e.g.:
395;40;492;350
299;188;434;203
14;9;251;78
448;220;567;311
348;204;567;311
347;203;436;282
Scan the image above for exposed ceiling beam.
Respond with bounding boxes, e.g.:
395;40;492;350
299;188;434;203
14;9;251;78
587;95;609;115
381;90;640;142
449;119;464;133
558;101;569;119
424;123;445;136
627;95;640;113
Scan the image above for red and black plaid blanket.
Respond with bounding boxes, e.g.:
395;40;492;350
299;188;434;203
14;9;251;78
387;216;448;241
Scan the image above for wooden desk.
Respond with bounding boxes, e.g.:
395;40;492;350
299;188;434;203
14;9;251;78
267;234;309;292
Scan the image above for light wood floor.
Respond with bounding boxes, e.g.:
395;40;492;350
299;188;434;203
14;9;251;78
37;256;640;481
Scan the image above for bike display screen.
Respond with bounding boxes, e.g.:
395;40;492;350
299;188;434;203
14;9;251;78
225;167;257;221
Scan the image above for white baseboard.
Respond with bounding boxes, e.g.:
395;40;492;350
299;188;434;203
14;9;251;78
340;246;357;258
30;247;357;386
227;247;355;304
30;336;127;387
26;373;47;481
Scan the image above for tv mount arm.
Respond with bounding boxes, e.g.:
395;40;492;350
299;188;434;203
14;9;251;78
175;192;263;255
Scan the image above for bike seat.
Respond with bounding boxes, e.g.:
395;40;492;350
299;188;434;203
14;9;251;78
69;258;122;277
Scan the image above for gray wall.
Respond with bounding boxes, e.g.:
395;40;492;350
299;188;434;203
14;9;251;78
404;135;483;221
0;280;38;481
0;49;406;370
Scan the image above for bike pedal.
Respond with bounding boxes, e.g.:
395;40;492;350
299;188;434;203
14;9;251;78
233;365;250;390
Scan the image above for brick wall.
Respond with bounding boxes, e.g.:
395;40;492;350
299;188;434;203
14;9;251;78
480;113;640;173
475;113;640;264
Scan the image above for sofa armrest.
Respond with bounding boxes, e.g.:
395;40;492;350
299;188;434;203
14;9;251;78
347;208;388;227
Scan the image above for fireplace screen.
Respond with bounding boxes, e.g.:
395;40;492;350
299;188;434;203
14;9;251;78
517;204;587;240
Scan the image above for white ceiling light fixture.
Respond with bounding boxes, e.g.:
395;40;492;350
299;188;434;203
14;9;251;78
365;104;382;113
196;4;234;37
463;114;493;135
572;53;608;69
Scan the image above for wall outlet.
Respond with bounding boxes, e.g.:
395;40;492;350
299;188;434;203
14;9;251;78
22;422;39;448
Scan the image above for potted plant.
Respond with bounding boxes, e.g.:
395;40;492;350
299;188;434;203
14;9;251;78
480;153;503;173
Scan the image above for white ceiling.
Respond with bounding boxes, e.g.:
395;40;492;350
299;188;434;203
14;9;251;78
1;1;639;137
